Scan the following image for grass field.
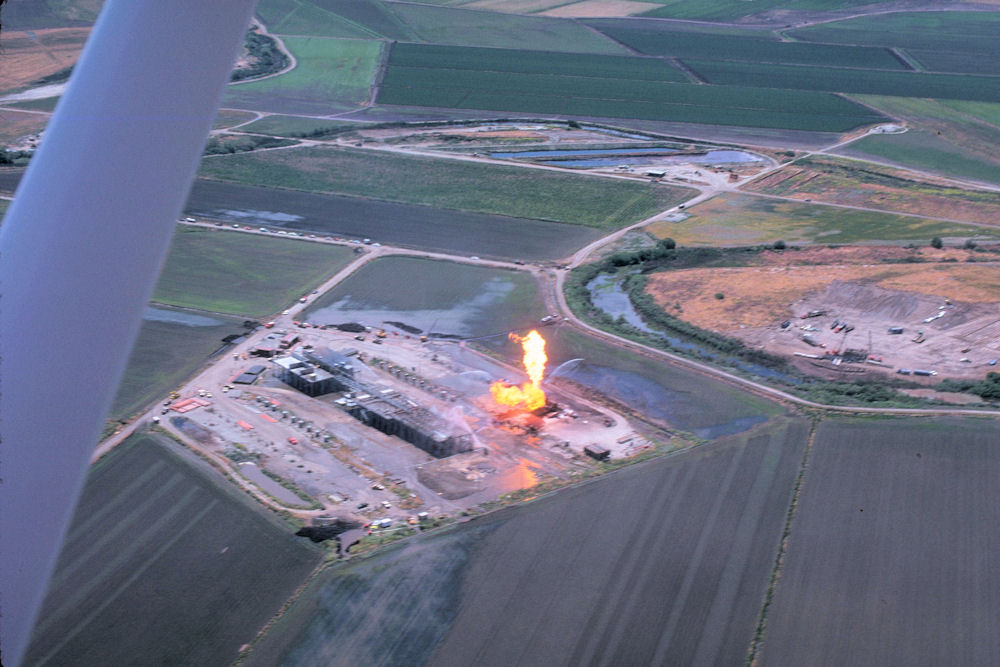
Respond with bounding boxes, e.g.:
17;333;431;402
379;43;885;132
256;0;382;38
589;21;905;69
761;417;1000;666
152;226;355;316
685;60;1000;103
304;256;547;337
184;179;603;259
788;11;1000;75
236;114;360;137
838;96;1000;185
24;433;321;666
222;37;382;115
212;109;259;130
4;96;60;112
248;416;806;664
197;145;695;229
110;308;247;420
646;192;1000;246
743;156;1000;228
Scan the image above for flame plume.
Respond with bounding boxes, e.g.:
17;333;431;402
491;330;547;411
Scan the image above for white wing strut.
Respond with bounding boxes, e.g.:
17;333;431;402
0;2;257;664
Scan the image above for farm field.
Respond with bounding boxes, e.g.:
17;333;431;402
0;27;89;95
637;0;881;20
236;114;360;137
255;0;382;38
837;96;1000;185
110;308;247;421
788;11;1000;75
0;109;48;147
221;37;382;115
183;179;604;259
247;416;808;665
742;156;1000;227
23;432;322;666
646;192;999;246
152;226;355;317
761;417;1000;666
685;60;1000;103
378;44;885;132
587;20;905;69
385;1;630;52
197;145;695;229
212;109;259;130
304;256;548;338
0;0;103;29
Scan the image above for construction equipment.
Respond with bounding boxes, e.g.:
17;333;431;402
912;330;926;343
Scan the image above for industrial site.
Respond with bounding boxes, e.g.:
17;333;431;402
158;309;649;544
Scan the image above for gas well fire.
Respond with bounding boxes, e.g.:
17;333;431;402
490;330;547;411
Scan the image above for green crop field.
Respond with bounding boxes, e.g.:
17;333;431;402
379;44;885;132
256;0;381;38
588;23;905;69
386;1;629;53
838;96;1000;185
152;226;355;316
212;109;259;130
305;256;548;337
25;433;321;666
938;100;1000;127
110;308;247;421
198;145;696;229
637;0;881;21
387;43;687;82
236;114;361;137
646;192;999;246
222;37;382;115
788;11;1000;75
685;60;1000;103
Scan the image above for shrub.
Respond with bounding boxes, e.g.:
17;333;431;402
931;236;943;249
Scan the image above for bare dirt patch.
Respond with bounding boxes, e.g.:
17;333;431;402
0;109;48;147
0;28;89;95
646;249;1000;380
743;157;1000;228
541;0;663;18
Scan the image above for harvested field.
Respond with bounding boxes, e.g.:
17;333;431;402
644;250;1000;379
0;108;49;147
645;192;998;246
761;417;1000;666
248;417;808;665
743;157;1000;227
212;109;258;130
0;27;88;95
23;433;321;666
183;179;603;260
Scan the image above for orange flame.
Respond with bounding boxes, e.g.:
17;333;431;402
491;330;547;411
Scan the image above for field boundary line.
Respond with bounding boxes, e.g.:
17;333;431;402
745;417;819;667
